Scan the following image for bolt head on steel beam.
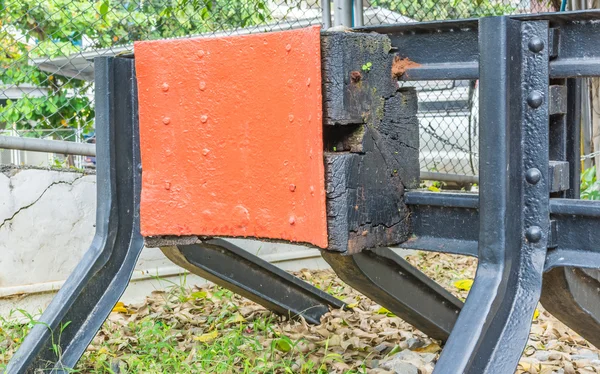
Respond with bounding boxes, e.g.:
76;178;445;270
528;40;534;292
528;37;544;53
527;91;544;108
525;168;541;184
526;226;543;243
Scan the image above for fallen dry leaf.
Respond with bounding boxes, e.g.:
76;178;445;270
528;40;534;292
414;343;441;354
15;252;594;374
194;330;218;343
453;279;473;291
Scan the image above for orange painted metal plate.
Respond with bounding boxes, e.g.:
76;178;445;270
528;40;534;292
135;26;328;248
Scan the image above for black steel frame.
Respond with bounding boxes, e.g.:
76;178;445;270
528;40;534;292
321;248;462;341
386;13;600;373
6;57;145;373
438;18;552;372
7;10;600;374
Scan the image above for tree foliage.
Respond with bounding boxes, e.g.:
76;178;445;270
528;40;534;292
1;0;536;139
0;0;271;139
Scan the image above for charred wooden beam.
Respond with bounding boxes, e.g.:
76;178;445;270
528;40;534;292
321;31;420;253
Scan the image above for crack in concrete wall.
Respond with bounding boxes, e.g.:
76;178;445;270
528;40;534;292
0;175;85;230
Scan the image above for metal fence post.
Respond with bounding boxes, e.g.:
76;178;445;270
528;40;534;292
333;0;353;26
353;0;364;27
322;0;332;29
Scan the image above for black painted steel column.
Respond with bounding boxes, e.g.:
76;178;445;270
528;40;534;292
7;57;145;373
434;17;550;374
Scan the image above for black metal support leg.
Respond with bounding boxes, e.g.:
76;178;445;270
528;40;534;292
541;267;600;348
161;239;345;325
6;57;143;373
540;77;600;348
434;17;550;373
543;74;600;344
321;248;462;341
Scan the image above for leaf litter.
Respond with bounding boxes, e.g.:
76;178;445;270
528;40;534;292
0;252;598;373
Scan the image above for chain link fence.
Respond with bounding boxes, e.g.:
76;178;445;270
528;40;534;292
1;0;561;171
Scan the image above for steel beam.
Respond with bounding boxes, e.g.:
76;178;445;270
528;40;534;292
357;11;600;80
161;239;345;325
404;192;600;263
6;57;144;373
321;248;462;341
401;193;478;257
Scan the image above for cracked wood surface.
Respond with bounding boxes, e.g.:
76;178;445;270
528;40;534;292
321;32;419;253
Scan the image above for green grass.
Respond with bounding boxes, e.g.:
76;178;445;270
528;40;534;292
1;234;597;373
1;253;482;373
0;272;376;374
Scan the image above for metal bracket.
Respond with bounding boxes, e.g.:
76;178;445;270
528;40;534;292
161;239;345;325
321;248;462;341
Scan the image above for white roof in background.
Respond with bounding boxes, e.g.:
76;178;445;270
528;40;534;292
364;8;415;25
0;84;48;100
0;84;93;100
30;7;415;81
